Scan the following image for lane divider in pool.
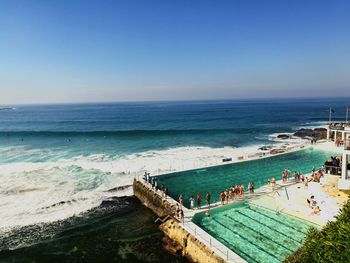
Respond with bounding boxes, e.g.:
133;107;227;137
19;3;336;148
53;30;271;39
232;210;303;243
220;215;295;254
212;218;281;262
203;221;260;263
246;205;312;234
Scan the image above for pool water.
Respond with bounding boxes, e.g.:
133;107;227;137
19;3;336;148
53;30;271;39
157;148;334;207
192;202;313;263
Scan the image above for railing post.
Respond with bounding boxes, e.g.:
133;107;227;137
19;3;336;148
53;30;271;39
210;238;211;247
227;250;229;260
195;228;196;236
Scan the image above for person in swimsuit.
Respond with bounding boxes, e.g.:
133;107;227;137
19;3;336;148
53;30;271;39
179;209;184;222
189;196;195;209
220;192;225;205
197;193;201;209
179;194;184;206
205;192;211;207
175;204;180;218
311;206;321;215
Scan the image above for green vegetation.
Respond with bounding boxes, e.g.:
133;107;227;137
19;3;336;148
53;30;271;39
340;189;350;195
285;198;350;263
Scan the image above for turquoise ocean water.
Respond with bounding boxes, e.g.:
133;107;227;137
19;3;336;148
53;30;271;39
0;98;349;262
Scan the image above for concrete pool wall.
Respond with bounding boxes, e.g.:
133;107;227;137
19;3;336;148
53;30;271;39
133;179;246;263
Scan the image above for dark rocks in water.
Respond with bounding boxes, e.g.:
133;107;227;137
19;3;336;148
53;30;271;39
314;127;327;132
270;149;285;154
0;195;189;263
294;128;327;140
100;196;132;208
107;185;132;192
277;134;290;139
259;146;273;151
294;128;314;138
162;236;182;256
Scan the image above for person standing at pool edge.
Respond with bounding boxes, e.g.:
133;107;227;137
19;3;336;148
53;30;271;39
189;196;195;209
179;194;184;207
206;192;211;207
197;193;201;209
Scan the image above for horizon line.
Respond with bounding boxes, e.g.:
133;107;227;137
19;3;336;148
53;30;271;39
1;95;350;107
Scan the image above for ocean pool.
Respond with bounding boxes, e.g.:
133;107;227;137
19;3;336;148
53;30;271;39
157;147;335;207
192;202;314;263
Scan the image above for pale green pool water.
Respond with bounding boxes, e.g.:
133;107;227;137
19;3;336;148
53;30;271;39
192;202;314;263
158;148;335;207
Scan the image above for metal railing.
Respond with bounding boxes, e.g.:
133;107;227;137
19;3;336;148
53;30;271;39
182;221;241;262
329;122;346;130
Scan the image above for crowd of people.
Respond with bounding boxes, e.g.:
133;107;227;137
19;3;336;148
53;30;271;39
324;156;342;174
266;166;326;190
143;172;169;198
143;163;327;221
218;182;254;205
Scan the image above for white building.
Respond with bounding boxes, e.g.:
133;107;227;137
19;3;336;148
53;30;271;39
328;123;350;189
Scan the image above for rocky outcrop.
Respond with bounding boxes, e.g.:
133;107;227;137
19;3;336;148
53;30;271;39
259;145;273;151
293;128;327;140
277;134;290;139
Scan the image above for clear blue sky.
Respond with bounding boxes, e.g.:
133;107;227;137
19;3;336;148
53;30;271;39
0;0;349;104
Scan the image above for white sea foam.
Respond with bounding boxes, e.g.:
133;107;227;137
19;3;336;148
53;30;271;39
0;133;308;231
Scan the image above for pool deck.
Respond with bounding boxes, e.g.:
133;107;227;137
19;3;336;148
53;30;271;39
250;175;348;226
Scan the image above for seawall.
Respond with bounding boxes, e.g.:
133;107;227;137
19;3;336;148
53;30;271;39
160;219;226;263
133;179;175;218
133;179;228;263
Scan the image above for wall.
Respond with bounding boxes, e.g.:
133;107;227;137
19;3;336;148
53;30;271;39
133;179;226;263
133;179;175;218
160;219;226;263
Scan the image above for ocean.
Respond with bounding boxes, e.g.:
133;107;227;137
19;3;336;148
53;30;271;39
0;98;349;262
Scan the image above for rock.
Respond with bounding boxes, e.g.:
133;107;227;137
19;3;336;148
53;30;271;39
293;128;314;138
277;134;290;139
270;149;285;154
259;146;272;151
294;128;327;140
162;236;182;256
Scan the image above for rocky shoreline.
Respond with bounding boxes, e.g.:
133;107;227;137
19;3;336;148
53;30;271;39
277;127;327;141
257;127;327;155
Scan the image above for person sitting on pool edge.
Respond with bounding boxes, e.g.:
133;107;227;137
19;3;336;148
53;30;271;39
307;195;315;207
311;206;321;215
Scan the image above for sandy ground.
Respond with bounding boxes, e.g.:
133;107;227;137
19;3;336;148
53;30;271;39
250;174;348;226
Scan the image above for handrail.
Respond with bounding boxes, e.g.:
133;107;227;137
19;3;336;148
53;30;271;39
182;221;241;262
155;214;175;223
